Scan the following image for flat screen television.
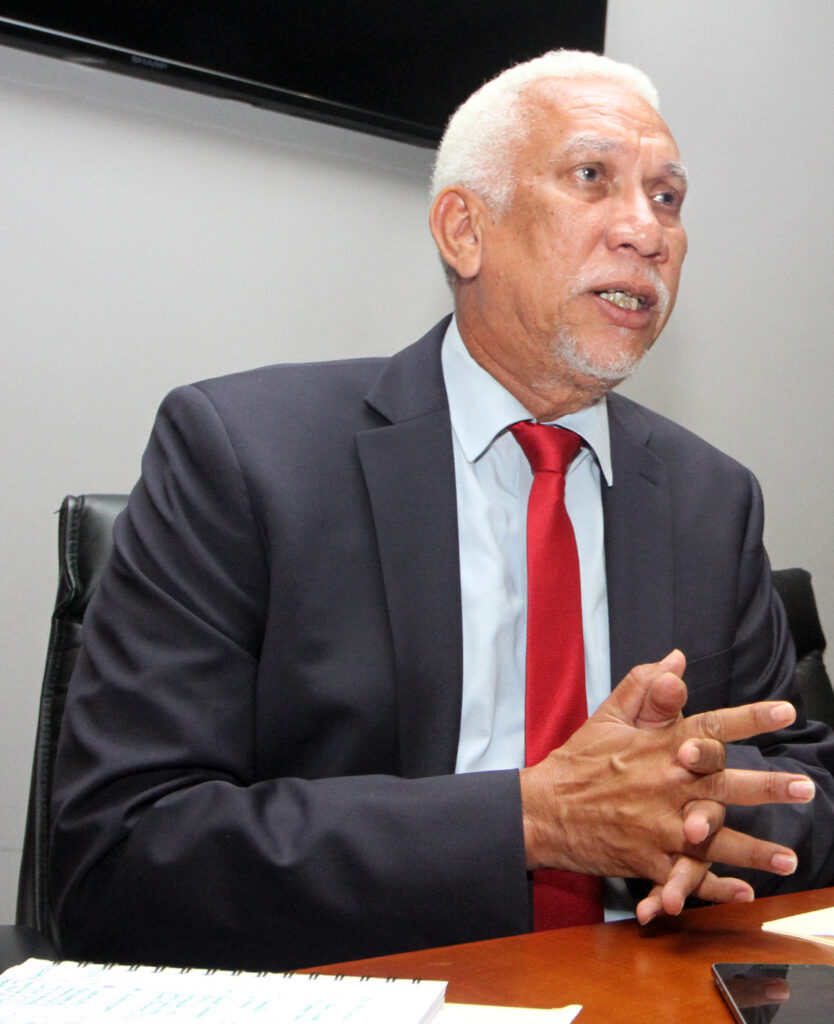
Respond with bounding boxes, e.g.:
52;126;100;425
0;2;607;147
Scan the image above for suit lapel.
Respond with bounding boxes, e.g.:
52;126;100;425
357;319;463;777
356;333;678;771
603;394;676;686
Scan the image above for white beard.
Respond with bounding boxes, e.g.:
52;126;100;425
548;267;671;394
554;324;647;389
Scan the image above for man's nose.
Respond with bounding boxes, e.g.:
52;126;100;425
605;189;667;259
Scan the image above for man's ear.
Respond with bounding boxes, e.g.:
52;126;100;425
429;186;486;280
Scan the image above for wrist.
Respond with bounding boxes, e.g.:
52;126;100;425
519;759;566;871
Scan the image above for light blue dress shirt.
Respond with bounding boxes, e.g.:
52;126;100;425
441;317;613;774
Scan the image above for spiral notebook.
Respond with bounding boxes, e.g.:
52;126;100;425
0;958;582;1022
0;958;447;1022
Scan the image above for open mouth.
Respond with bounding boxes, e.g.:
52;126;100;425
595;289;649;312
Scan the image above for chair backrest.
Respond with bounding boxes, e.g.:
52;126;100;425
17;494;128;937
771;567;834;729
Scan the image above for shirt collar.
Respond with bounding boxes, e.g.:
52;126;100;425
441;316;613;485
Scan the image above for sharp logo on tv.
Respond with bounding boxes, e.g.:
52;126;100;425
130;53;169;71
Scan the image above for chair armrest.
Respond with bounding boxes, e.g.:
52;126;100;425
0;925;58;973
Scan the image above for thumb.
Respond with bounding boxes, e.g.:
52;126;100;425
597;649;688;728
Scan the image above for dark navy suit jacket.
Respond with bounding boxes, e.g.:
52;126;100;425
51;318;834;970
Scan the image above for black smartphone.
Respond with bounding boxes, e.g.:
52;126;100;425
713;963;834;1023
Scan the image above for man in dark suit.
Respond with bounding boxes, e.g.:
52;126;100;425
51;51;834;970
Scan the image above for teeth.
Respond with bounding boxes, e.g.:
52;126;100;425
598;290;645;311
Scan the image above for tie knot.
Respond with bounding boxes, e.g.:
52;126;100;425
510;421;582;476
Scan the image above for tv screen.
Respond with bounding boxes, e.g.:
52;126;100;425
0;1;607;147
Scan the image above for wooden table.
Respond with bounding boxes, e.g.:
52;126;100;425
313;887;834;1022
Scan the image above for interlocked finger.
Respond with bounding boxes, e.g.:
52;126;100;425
692;766;815;808
681;798;725;844
635;857;755;924
682;700;795;745
678;737;725;775
692;824;798;876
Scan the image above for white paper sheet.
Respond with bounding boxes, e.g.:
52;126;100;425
441;1003;582;1022
762;906;834;947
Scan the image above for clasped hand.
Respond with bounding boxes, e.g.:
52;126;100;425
519;650;815;923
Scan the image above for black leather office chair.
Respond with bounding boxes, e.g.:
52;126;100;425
16;494;128;941
771;567;834;729
12;496;834;950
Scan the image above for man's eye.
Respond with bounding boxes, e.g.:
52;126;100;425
576;166;600;183
652;189;682;210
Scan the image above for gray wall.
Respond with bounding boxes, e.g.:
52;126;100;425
1;0;831;922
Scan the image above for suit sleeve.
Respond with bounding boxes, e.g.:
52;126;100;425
50;384;529;971
692;469;834;894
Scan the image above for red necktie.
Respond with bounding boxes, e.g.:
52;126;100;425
510;421;603;930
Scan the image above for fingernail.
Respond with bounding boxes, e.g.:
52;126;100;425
733;890;754;903
771;852;797;874
771;703;795;726
690;817;709;843
788;779;815;801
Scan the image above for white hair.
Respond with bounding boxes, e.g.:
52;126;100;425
431;50;660;214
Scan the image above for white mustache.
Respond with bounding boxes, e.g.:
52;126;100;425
567;267;671;318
